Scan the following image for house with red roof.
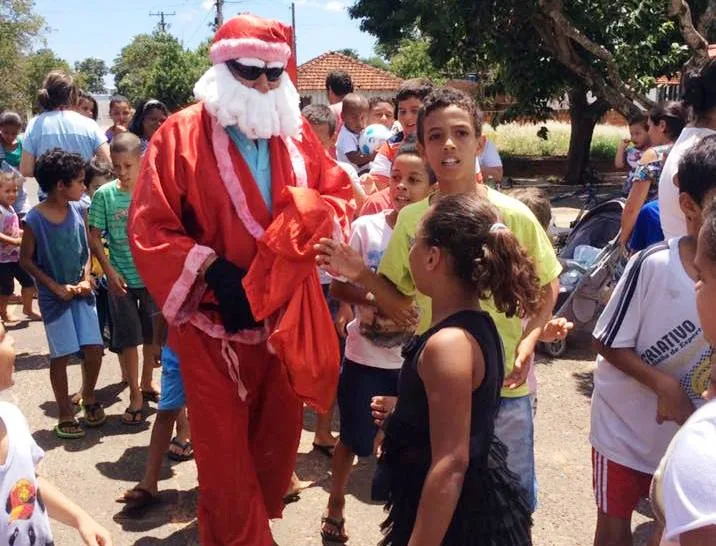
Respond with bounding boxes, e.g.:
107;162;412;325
297;51;403;106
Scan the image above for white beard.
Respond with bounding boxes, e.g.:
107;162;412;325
193;63;302;139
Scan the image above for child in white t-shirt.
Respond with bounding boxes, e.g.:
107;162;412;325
0;321;112;545
590;136;716;546
320;144;433;543
335;94;372;176
649;194;716;546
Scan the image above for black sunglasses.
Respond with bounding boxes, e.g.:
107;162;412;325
226;60;284;82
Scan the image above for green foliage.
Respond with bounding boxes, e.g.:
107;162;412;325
0;0;45;113
112;32;211;111
388;38;446;83
74;57;108;94
349;0;695;118
337;48;360;59
25;48;71;112
362;56;390;71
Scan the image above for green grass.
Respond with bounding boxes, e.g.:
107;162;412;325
483;121;625;160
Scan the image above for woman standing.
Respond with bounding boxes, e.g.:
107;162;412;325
20;71;110;181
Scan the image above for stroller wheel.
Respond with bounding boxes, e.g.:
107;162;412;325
542;338;567;358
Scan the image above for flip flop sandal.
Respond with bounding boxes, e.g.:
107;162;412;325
82;402;107;428
313;443;335;458
141;390;161;403
167;437;194;462
320;515;348;543
54;420;85;439
121;407;145;426
116;486;159;510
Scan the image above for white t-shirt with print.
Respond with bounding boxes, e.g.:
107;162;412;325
0;402;53;545
590;238;707;474
344;211;404;370
658;127;716;240
336;126;369;175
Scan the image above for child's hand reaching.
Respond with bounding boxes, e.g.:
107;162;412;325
540;317;574;342
77;513;113;545
314;238;368;282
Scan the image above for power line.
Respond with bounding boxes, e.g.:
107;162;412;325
150;10;176;33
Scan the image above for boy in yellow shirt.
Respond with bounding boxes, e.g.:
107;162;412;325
316;87;561;510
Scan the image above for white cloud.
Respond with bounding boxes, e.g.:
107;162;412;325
323;1;346;11
202;0;214;11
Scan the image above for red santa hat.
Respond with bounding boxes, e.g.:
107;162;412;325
210;14;293;66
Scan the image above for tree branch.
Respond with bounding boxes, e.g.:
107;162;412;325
697;1;715;37
670;0;710;60
533;0;654;115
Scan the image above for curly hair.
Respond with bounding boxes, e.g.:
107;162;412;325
84;158;113;186
34;148;86;194
417;87;484;144
421;193;542;318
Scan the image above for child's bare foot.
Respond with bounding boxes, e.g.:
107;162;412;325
22;309;41;321
0;312;19;323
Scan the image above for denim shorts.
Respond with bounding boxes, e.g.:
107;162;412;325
158;346;186;412
44;298;103;359
338;358;399;457
494;394;537;511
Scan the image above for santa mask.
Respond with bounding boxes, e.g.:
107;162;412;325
194;14;302;140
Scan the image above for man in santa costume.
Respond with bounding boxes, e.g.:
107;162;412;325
127;14;353;545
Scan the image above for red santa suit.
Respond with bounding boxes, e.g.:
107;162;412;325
128;16;353;546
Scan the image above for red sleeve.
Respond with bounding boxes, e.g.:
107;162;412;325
128;107;216;325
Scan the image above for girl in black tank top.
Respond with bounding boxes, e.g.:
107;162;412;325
376;194;542;546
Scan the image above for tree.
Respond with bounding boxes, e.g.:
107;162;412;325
74;57;108;93
336;48;360;59
386;38;449;83
361;56;391;72
113;32;211;110
25;48;71;112
0;0;45;112
349;0;708;183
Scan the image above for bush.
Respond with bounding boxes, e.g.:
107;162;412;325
483;121;624;160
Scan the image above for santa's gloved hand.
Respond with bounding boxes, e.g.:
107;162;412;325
204;257;262;333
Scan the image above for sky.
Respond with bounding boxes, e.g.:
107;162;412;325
33;0;378;90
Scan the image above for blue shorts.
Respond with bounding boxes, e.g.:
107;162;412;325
43;298;103;359
494;395;537;512
338;358;399;457
158;346;186;411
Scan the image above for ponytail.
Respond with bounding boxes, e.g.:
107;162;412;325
423;194;542;318
476;225;542;318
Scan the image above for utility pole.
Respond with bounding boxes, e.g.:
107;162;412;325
149;11;175;33
291;2;297;58
214;0;224;30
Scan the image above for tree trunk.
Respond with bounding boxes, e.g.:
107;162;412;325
565;87;608;185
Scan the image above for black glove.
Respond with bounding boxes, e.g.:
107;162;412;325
204;257;262;333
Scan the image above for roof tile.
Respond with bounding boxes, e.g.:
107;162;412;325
298;52;403;91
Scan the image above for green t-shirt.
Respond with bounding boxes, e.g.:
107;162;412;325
0;136;23;169
88;181;143;288
377;187;562;398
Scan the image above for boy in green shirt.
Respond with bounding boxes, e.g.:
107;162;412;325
316;87;561;510
88;133;159;426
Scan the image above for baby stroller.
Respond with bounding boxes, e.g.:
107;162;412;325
541;198;627;357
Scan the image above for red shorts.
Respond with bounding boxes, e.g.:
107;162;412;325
592;448;653;519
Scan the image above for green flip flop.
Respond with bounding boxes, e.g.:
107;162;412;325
54;420;85;439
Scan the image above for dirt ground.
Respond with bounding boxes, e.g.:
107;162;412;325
7;186;658;545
